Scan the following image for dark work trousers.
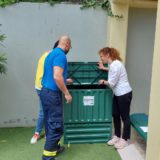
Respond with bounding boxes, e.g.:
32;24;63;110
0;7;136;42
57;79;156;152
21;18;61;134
40;88;63;160
112;91;132;140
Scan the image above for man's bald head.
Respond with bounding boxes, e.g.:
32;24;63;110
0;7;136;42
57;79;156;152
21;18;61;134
59;35;71;43
58;35;71;54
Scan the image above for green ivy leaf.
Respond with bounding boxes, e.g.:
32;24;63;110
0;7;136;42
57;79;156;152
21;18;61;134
0;54;7;74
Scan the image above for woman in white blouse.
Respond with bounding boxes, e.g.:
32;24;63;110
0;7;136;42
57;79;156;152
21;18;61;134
98;47;132;149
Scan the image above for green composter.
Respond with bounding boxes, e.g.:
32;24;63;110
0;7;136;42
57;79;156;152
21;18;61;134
63;62;113;144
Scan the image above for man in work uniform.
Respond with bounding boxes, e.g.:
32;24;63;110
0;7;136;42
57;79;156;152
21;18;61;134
40;35;72;160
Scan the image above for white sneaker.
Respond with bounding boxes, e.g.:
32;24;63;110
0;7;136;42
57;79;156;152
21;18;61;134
30;133;40;144
114;138;129;149
107;135;120;145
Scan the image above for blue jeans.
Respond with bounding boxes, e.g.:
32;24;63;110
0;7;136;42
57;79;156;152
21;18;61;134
35;89;44;134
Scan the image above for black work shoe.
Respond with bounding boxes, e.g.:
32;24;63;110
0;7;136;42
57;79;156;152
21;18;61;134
57;145;65;154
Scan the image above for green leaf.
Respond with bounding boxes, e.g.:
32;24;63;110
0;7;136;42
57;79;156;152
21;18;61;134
0;54;7;74
0;34;6;42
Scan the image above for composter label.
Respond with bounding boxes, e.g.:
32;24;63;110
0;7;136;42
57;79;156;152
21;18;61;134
83;96;94;106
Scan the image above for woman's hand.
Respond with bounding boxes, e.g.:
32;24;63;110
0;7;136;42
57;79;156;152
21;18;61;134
98;79;106;85
97;61;108;71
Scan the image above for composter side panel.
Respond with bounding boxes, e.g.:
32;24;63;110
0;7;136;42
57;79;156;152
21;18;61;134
64;89;112;123
63;88;113;144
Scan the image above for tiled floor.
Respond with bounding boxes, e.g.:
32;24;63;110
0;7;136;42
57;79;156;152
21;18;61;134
118;128;146;160
132;129;146;159
118;144;144;160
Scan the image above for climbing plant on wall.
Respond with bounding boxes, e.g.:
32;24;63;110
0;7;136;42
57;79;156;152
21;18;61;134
81;0;122;18
0;25;7;74
0;0;122;18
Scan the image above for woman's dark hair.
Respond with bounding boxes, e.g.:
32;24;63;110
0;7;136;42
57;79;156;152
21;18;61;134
98;47;122;61
53;40;59;49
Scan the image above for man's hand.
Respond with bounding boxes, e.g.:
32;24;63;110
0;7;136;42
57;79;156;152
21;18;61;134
64;92;72;103
66;78;73;85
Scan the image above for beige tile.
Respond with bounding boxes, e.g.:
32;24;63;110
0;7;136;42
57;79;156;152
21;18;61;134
118;143;144;160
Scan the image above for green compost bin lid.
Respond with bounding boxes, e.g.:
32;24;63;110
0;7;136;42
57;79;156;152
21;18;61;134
68;62;108;85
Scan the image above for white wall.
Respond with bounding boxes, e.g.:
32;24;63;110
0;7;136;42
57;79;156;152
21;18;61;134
0;2;108;127
126;8;157;114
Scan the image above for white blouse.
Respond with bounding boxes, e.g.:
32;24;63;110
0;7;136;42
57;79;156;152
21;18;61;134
108;60;132;96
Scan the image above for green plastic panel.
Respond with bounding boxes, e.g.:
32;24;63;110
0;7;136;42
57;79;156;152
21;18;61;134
64;87;113;144
64;88;112;123
64;123;112;144
68;62;107;85
130;113;148;141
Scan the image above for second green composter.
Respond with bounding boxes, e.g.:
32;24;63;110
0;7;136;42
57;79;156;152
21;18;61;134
64;62;113;144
